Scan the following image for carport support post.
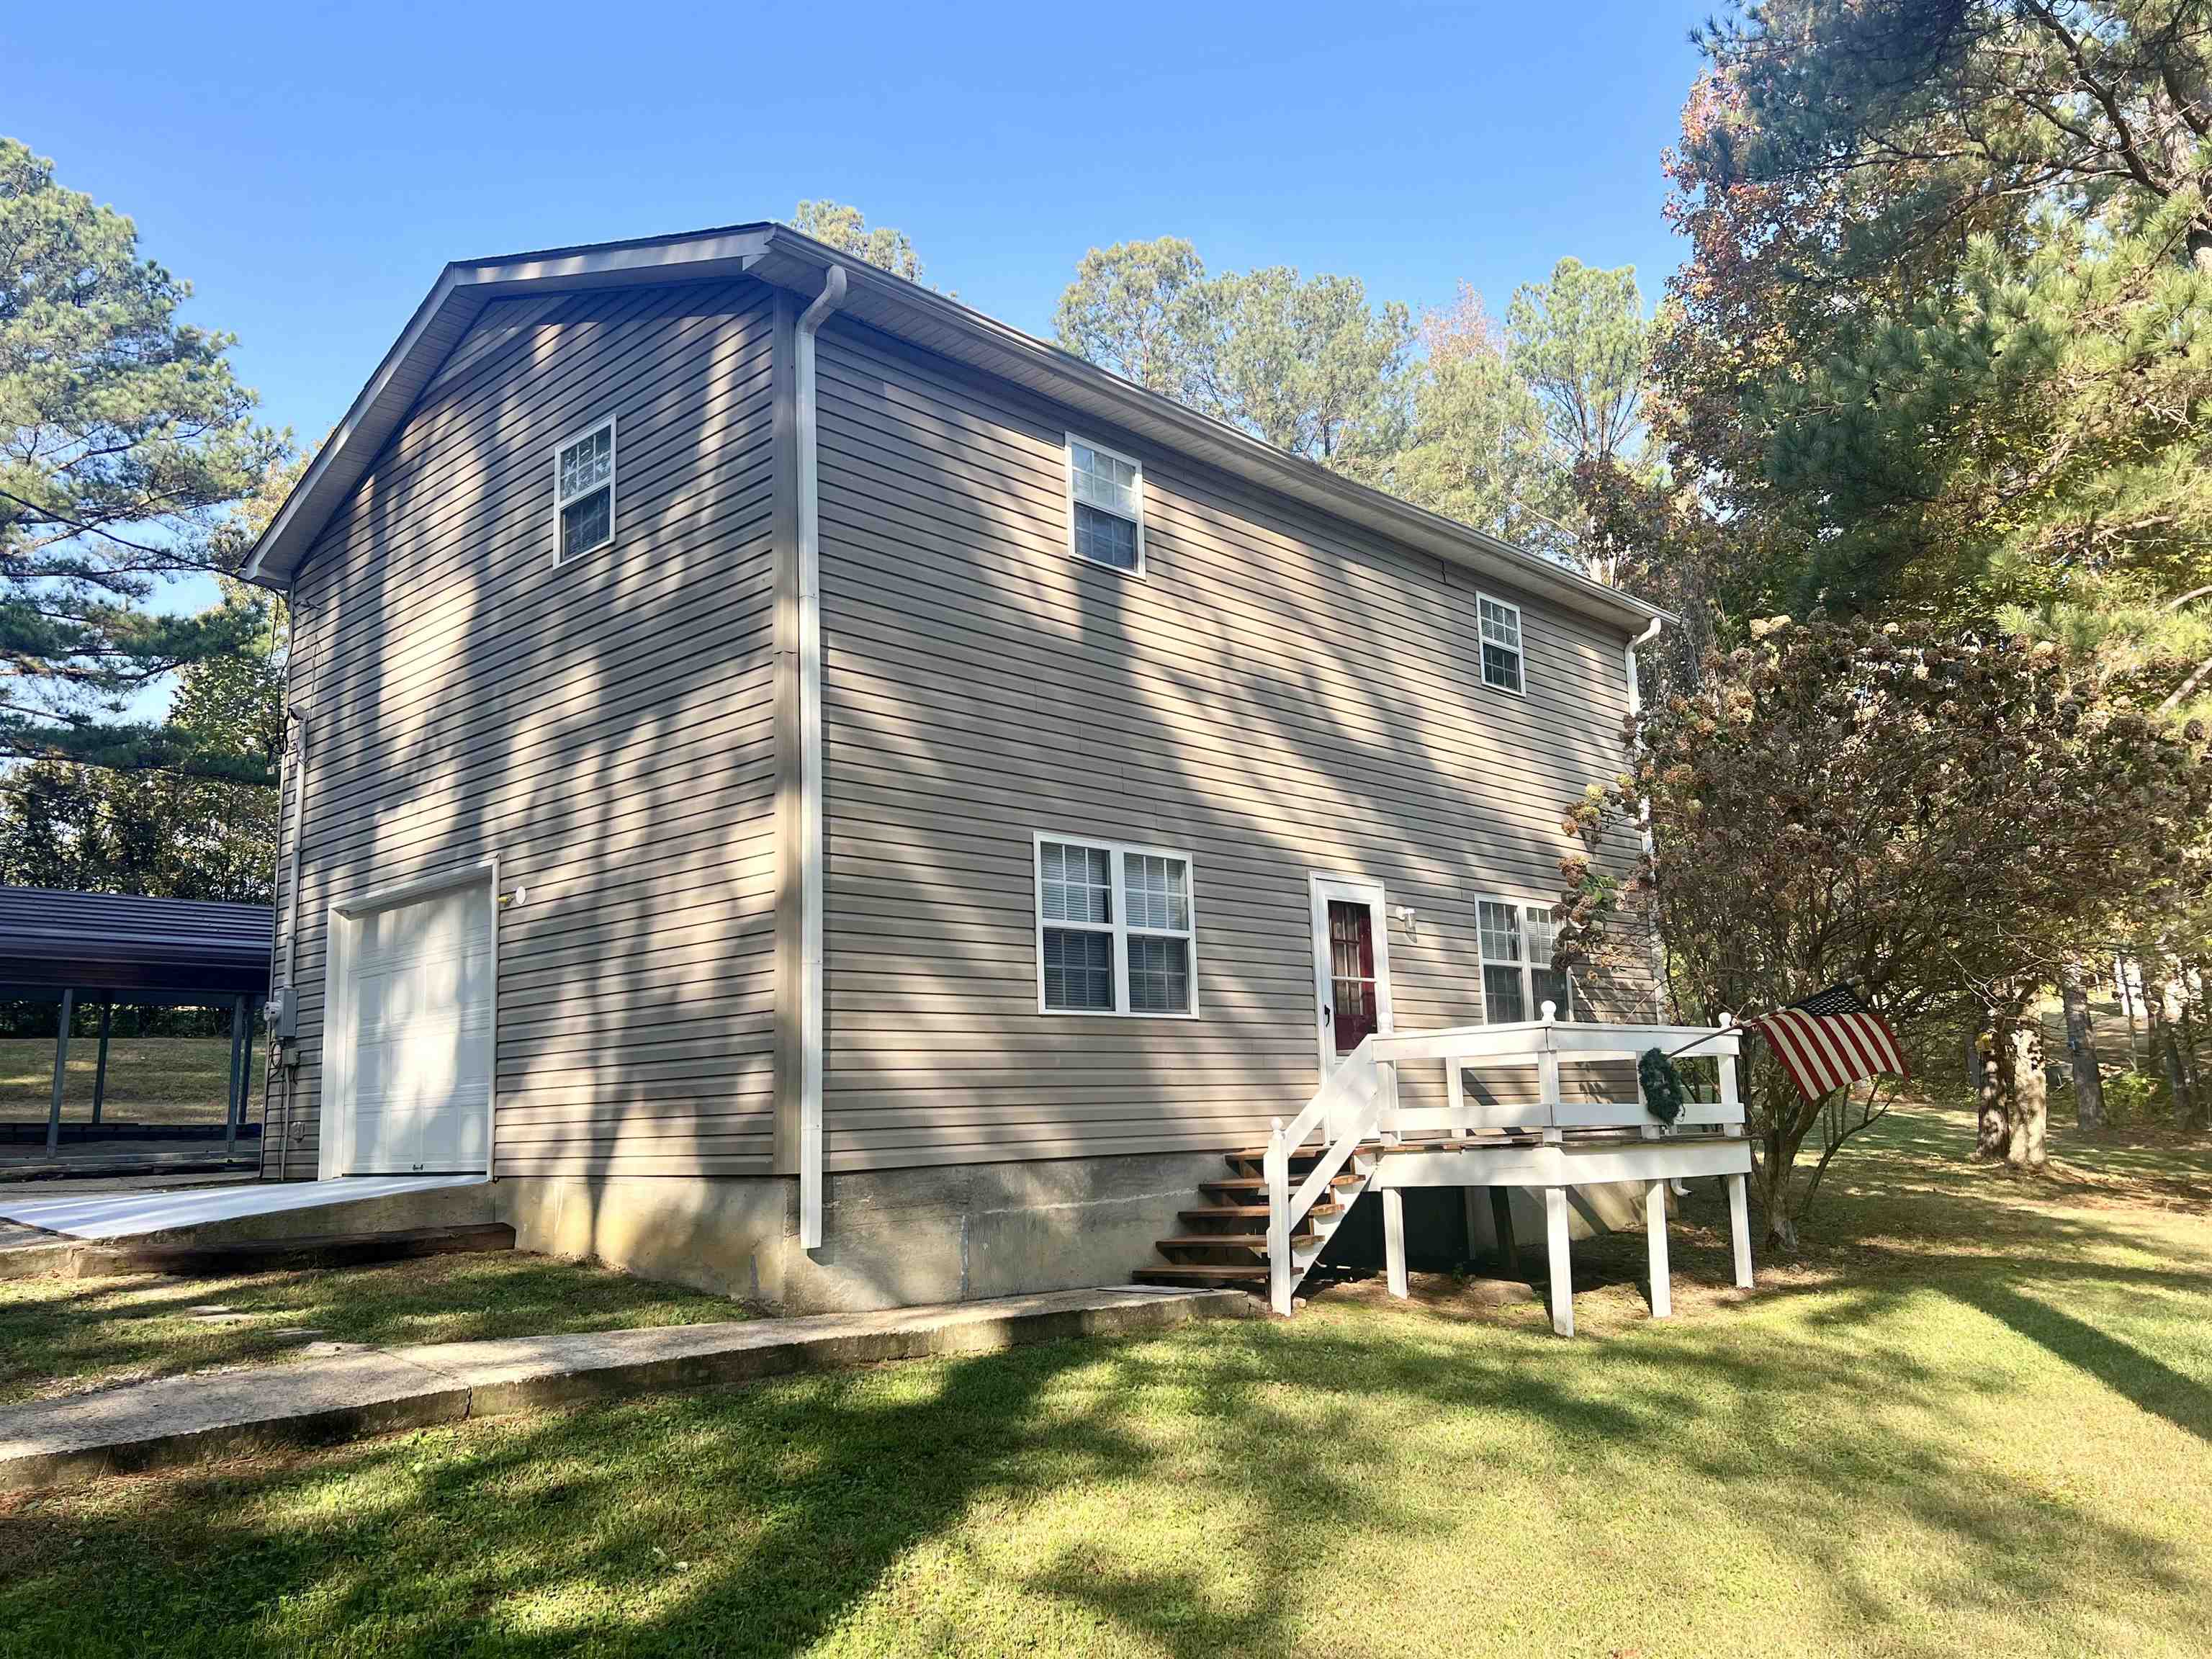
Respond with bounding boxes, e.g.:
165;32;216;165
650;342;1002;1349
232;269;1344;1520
45;989;74;1159
225;994;248;1158
91;1004;112;1125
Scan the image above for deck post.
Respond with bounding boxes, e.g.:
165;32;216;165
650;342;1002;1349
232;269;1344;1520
1645;1178;1671;1318
45;988;74;1159
1544;1184;1573;1337
91;1004;112;1125
1489;1187;1518;1273
225;994;249;1158
1382;1187;1408;1298
1726;1172;1754;1289
1265;1118;1292;1317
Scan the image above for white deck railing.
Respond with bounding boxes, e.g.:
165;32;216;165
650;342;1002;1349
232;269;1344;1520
1372;1008;1743;1141
1267;1009;1754;1328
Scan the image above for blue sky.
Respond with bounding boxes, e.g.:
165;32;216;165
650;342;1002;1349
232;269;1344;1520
12;1;1708;443
9;0;1708;672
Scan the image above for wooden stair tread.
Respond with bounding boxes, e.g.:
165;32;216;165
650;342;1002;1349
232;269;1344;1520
1200;1173;1364;1194
1133;1264;1270;1283
1178;1202;1341;1222
1226;1141;1384;1161
1158;1235;1269;1250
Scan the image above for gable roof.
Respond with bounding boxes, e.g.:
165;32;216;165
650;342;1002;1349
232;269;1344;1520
243;222;1667;635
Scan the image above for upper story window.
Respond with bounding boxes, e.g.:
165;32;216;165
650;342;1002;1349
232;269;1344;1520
1035;833;1195;1016
1477;897;1573;1022
1478;595;1525;694
1066;435;1144;574
554;418;616;562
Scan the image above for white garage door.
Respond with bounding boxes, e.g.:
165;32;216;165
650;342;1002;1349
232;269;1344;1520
342;881;493;1174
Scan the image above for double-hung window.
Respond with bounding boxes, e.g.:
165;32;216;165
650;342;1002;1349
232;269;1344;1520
1477;897;1573;1022
554;417;616;562
1035;834;1195;1015
1066;435;1144;574
1478;594;1525;694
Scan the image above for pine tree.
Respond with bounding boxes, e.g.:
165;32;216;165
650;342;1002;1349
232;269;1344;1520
0;138;286;779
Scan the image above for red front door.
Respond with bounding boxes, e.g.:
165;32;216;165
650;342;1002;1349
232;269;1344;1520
1327;899;1379;1056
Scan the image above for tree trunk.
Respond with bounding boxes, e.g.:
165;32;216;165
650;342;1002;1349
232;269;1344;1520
2003;1020;2048;1172
2180;986;2205;1114
2062;961;2105;1132
1974;1012;2010;1161
2149;966;2200;1129
1755;1096;1812;1251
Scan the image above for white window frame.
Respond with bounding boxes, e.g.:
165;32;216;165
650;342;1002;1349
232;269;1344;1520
1064;432;1146;577
1475;894;1575;1023
552;414;617;565
1033;830;1197;1018
1476;592;1527;696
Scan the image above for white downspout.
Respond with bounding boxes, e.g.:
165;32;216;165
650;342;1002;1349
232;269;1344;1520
1625;616;1664;1022
796;264;848;1251
275;698;310;1182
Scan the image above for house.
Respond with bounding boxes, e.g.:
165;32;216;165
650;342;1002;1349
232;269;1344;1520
240;222;1751;1323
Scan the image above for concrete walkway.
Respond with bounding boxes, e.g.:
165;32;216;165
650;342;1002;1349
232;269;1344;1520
0;1174;486;1239
0;1285;1250;1493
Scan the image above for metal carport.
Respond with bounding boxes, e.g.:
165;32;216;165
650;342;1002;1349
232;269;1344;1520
0;888;273;1161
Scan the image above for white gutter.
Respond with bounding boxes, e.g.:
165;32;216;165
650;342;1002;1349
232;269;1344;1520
1625;616;1664;1021
1625;615;1661;724
795;265;848;1251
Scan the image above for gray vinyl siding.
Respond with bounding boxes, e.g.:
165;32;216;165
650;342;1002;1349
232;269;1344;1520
264;278;781;1180
814;318;1650;1173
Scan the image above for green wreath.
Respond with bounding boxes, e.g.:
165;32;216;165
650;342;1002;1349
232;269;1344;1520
1639;1048;1689;1125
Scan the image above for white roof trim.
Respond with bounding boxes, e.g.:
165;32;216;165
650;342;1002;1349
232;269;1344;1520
242;222;1668;633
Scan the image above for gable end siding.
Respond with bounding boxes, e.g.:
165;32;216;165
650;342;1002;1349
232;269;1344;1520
265;278;783;1179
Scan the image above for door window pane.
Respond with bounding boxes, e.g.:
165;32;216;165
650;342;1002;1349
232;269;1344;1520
1328;899;1379;1053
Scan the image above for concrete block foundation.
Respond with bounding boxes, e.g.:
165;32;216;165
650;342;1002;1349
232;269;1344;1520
495;1151;1233;1314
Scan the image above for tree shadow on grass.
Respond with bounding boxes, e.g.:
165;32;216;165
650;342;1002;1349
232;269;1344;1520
2;1302;2207;1657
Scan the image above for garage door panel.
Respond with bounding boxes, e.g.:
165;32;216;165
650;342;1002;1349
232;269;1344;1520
341;881;493;1175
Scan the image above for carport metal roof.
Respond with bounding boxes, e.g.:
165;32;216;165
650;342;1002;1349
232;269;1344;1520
0;888;274;1002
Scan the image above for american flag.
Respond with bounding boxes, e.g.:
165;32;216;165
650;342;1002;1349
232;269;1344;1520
1743;984;1910;1102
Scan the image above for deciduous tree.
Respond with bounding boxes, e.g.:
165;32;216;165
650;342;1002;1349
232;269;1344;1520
1054;241;1413;464
1558;616;2211;1243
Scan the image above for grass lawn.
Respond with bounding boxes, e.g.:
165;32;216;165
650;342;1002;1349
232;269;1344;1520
4;1100;2211;1657
0;1035;237;1126
0;1254;744;1406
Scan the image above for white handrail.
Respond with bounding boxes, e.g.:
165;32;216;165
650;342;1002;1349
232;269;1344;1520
1268;1038;1389;1315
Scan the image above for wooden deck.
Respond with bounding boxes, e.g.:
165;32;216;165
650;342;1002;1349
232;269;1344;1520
1133;1016;1757;1334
